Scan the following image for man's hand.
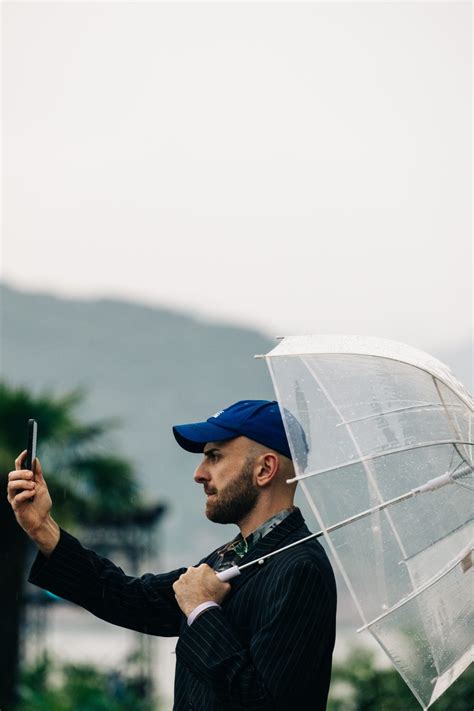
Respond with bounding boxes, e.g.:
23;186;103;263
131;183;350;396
7;450;60;555
172;564;231;617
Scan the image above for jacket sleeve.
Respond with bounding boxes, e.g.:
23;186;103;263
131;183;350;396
28;528;185;637
175;558;335;708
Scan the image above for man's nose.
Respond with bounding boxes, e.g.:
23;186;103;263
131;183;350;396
194;460;210;484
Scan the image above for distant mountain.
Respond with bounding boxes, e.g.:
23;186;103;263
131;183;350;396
1;283;471;581
0;283;275;567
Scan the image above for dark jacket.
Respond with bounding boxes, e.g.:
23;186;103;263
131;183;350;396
29;508;336;710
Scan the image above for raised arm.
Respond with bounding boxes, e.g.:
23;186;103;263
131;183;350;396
8;452;184;637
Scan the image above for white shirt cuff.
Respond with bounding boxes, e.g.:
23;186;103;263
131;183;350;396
187;601;221;626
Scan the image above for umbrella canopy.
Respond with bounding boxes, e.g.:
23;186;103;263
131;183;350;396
262;335;473;710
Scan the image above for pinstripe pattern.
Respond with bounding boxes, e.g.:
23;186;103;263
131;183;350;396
29;508;336;710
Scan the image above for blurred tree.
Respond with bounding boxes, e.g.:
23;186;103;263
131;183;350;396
328;647;474;711
17;651;157;710
0;382;143;710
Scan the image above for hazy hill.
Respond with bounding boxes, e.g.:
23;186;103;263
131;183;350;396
1;283;275;567
1;283;472;582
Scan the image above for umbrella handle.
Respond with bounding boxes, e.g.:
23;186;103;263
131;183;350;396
216;565;241;582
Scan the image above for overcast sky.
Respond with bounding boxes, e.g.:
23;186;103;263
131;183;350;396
2;1;472;354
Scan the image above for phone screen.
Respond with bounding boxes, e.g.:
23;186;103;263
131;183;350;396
26;419;37;474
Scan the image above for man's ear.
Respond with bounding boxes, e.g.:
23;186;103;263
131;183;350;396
255;453;279;487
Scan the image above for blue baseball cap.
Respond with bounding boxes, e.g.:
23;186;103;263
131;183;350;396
173;400;293;459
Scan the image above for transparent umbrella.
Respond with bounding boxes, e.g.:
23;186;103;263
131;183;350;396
215;337;472;707
253;335;472;709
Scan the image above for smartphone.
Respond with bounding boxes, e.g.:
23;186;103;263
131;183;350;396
25;419;38;475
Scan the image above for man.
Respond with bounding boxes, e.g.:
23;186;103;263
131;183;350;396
8;400;336;710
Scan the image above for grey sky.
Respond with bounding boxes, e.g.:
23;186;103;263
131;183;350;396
3;1;472;353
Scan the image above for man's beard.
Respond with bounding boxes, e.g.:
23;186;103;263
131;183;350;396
205;458;259;525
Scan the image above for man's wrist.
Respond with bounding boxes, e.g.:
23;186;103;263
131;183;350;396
30;515;60;557
187;601;221;626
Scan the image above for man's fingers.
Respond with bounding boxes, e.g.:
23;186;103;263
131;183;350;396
11;456;44;482
15;450;27;470
8;469;34;482
7;477;34;496
9;479;35;493
12;488;36;504
7;480;35;503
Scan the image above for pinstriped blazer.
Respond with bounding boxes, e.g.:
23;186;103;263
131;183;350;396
29;508;337;710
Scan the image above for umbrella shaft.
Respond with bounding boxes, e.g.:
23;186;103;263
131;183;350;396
239;490;415;571
239;465;471;572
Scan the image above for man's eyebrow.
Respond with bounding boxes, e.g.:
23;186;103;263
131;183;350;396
203;446;222;456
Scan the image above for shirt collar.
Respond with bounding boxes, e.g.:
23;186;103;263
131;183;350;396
218;506;296;560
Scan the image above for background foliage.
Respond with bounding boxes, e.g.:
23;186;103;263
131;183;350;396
18;652;157;711
17;646;474;711
328;648;474;711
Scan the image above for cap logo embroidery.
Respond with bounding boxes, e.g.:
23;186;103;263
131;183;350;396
212;410;225;418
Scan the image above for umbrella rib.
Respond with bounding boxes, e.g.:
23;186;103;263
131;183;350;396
267;355;371;625
356;543;473;632
335;403;464;427
432;376;472;468
401;518;473;565
286;440;473;483
300;355;410;603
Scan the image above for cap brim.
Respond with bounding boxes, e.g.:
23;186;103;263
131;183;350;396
173;421;239;453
